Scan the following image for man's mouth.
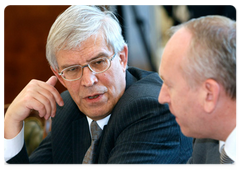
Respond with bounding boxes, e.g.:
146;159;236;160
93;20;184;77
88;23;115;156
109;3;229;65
88;94;100;99
85;93;104;100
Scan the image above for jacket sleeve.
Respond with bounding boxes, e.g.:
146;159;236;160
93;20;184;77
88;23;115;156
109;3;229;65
7;132;53;164
7;143;29;164
27;132;53;163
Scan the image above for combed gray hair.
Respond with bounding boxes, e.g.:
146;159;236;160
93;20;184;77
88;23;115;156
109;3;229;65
46;5;126;70
170;15;236;99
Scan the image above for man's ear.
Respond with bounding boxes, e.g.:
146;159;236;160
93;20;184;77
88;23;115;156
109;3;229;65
50;66;67;88
202;79;220;113
118;45;128;72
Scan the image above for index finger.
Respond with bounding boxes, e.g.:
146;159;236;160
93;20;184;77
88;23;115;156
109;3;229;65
44;76;64;107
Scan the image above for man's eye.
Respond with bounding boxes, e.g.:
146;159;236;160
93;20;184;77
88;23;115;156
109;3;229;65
91;58;107;67
66;66;79;73
94;59;105;65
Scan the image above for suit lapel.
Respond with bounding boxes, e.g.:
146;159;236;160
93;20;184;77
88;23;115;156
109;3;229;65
95;125;108;163
126;70;137;90
72;116;91;163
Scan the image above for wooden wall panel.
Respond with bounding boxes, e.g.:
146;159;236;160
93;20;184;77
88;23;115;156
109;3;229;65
4;6;70;104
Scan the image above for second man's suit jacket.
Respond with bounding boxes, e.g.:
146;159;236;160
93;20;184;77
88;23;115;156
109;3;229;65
188;138;220;164
8;67;193;164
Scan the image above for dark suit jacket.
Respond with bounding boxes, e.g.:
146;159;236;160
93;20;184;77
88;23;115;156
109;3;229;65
188;138;220;164
8;67;193;164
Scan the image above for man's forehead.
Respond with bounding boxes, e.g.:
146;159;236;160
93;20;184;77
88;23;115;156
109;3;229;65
56;36;112;64
61;34;110;54
163;28;191;62
159;28;192;79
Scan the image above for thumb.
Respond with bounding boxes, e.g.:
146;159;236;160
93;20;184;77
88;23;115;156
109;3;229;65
46;76;58;87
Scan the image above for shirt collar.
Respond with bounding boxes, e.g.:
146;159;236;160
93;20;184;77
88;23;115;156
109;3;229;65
86;114;111;131
219;127;236;161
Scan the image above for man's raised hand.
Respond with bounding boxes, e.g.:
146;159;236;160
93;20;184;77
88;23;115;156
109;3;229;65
4;76;64;139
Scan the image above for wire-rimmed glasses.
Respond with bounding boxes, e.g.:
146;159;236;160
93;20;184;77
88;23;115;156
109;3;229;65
58;53;116;81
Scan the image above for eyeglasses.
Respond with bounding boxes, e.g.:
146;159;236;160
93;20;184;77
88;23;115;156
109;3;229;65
58;53;116;81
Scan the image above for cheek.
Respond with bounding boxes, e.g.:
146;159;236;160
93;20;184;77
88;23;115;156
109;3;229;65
103;69;126;98
64;81;81;101
65;81;80;92
171;91;189;115
175;93;198;121
100;73;112;87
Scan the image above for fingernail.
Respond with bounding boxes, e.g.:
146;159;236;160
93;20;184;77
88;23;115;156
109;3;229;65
51;113;55;118
60;101;64;106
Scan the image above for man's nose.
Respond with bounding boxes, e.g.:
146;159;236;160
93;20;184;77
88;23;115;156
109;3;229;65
80;67;98;87
158;84;170;104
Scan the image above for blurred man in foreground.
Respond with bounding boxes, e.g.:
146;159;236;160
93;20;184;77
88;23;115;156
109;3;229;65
158;15;236;164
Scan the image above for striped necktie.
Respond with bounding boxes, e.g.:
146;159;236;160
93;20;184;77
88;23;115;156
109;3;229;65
220;144;234;164
82;121;102;164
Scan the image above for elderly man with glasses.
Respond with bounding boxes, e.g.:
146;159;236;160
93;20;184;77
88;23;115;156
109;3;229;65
4;5;192;164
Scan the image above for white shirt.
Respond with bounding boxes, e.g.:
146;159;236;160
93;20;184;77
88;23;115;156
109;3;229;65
219;128;236;162
4;115;111;162
4;122;25;162
86;115;111;137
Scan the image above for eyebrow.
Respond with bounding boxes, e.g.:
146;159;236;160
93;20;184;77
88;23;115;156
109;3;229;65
59;52;110;70
60;64;78;71
86;52;109;62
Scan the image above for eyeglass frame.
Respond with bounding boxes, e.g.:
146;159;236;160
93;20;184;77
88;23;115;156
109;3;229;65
58;53;116;81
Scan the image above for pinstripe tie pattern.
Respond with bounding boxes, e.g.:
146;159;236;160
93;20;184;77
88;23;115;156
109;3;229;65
82;121;102;164
220;145;234;164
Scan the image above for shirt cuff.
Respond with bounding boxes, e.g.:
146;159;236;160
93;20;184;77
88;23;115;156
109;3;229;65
4;122;25;162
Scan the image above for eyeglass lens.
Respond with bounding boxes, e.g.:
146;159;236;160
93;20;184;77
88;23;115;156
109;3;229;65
62;57;111;80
